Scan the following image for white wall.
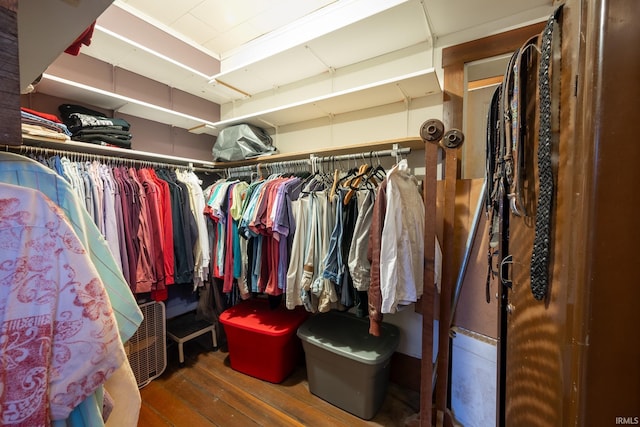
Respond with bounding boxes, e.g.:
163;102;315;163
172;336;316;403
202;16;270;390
271;93;442;156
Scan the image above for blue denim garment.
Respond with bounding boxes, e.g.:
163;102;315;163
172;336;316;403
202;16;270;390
322;190;344;284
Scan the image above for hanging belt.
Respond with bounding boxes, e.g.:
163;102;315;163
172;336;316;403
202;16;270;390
485;85;503;303
508;34;539;217
501;49;519;199
530;7;563;301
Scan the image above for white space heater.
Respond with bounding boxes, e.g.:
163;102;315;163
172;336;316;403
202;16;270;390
124;301;167;388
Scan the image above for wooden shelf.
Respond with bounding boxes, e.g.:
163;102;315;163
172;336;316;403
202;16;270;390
215;69;440;131
35;68;439;138
36;74;220;136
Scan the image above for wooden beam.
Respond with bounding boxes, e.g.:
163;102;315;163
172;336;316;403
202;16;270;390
419;140;439;427
468;75;503;91
0;1;17;12
442;22;547;68
0;2;21;145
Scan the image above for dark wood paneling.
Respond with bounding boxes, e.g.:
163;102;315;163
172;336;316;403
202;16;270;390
0;4;20;145
503;4;573;423
442;22;547;68
501;0;640;424
391;352;422;393
440;19;552;427
578;0;640;424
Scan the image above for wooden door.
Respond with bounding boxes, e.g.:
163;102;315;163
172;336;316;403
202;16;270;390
503;0;640;425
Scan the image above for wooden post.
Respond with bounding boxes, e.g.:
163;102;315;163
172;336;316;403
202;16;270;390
418;140;439;427
0;0;21;145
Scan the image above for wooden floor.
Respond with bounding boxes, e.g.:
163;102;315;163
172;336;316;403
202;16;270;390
137;337;421;427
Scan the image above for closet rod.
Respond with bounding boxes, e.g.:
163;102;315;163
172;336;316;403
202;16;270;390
314;146;410;164
4;144;225;174
225;146;411;175
15;137;222;172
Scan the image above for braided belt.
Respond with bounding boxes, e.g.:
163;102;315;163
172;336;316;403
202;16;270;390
530;8;562;300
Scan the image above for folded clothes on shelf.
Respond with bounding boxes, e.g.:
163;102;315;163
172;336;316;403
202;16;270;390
59;104;133;149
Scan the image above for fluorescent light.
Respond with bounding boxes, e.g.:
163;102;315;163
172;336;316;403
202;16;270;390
41;74;219;128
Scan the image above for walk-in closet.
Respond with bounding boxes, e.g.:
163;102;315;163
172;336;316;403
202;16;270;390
2;0;639;426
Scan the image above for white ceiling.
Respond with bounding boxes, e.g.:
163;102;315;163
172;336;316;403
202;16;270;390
31;0;553;133
81;0;439;105
114;0;551;60
99;0;552;105
116;0;338;59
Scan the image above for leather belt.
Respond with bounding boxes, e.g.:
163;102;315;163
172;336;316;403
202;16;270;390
485;84;503;303
508;35;539;217
531;6;563;301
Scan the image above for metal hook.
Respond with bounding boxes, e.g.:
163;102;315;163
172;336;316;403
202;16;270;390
499;254;514;287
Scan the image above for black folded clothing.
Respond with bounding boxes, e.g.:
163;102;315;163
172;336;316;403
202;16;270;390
59;104;131;134
73;134;132;149
59;103;106;119
59;104;133;149
75;128;132;137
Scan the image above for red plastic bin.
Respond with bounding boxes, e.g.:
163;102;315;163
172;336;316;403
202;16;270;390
219;298;309;383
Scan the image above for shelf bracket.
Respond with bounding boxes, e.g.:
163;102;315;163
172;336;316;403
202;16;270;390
258;118;278;129
305;44;333;74
396;83;412;107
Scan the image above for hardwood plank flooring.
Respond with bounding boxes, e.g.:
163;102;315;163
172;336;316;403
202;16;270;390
138;337;420;426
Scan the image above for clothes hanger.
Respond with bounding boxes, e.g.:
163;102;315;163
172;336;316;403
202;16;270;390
343;159;371;205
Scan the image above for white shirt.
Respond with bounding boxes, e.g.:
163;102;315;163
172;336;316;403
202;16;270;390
379;159;425;313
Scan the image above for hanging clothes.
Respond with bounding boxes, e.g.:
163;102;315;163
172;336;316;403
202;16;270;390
147;168;175;287
201;155;431;320
206;173;306;303
0;152;143;339
12;151;209;299
286;196;309;309
348;190;375;291
0;153;143;427
156;168;197;286
379;159;425;312
176;169;211;289
0;182;127;425
367;177;388;336
128;166;156;293
290;185;338;313
367;159;442;336
205;178;238;282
